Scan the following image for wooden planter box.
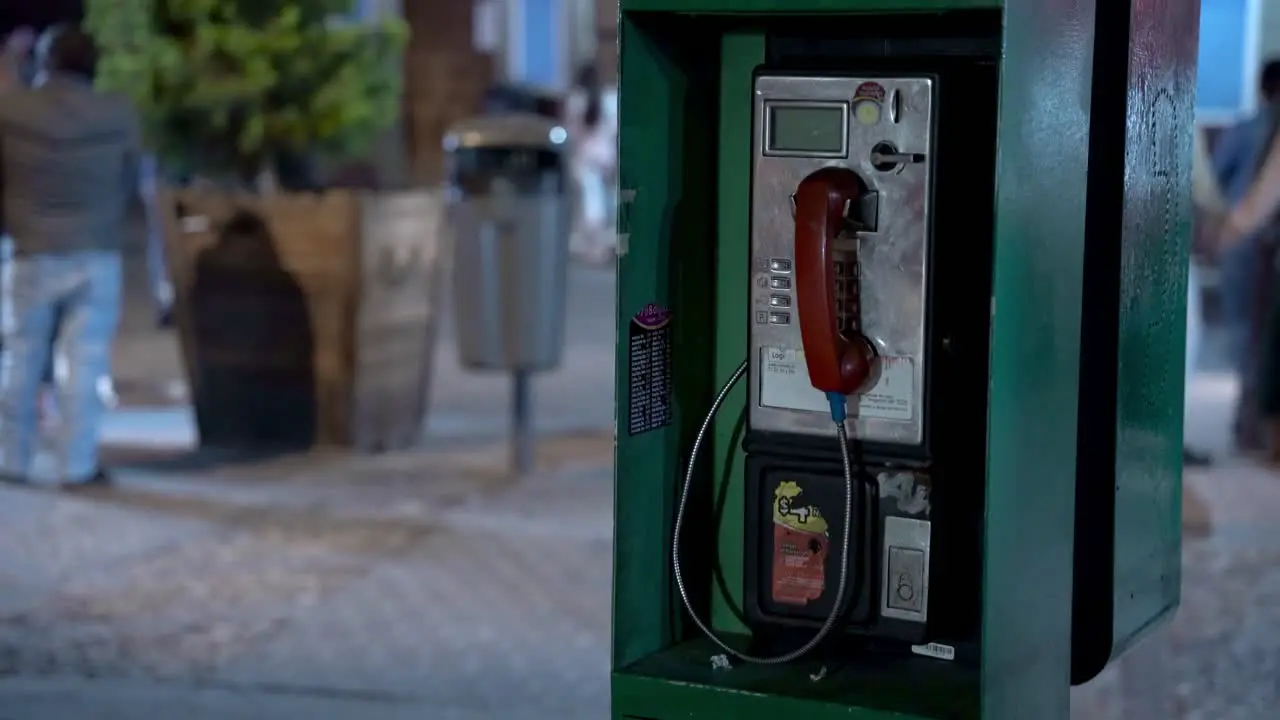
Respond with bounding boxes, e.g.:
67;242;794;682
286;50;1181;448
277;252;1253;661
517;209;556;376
159;187;448;452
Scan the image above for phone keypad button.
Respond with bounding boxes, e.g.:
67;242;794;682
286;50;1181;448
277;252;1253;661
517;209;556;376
769;294;791;308
768;312;791;325
769;276;791;290
769;258;792;273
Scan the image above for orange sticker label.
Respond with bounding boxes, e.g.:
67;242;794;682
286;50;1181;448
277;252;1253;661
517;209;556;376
770;481;828;606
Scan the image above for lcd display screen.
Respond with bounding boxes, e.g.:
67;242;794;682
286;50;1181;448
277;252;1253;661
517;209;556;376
767;104;847;155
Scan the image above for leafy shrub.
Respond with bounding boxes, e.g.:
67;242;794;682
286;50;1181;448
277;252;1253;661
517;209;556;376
85;0;410;184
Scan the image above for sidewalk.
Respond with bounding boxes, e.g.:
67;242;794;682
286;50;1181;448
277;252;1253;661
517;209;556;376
0;433;614;719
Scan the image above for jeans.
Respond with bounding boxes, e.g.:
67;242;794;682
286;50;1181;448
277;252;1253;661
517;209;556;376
1187;262;1202;392
0;250;122;482
1220;238;1259;373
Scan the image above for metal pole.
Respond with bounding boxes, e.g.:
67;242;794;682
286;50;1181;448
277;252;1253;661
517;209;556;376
511;369;534;475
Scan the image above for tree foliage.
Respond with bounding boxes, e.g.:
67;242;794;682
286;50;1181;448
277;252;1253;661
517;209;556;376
84;0;410;181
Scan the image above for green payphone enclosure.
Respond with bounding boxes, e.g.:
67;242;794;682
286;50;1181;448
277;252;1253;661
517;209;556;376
612;0;1193;717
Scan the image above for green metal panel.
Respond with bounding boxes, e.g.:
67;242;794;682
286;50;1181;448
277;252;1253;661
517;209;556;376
709;30;763;635
1108;0;1195;654
615;636;978;718
1070;0;1192;683
979;0;1096;715
614;666;949;719
612;11;722;668
620;0;1000;12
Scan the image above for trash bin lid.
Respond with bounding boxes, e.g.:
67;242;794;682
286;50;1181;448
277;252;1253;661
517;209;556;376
443;113;569;153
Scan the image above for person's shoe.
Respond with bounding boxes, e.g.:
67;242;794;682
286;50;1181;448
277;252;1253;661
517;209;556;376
60;467;114;491
1183;447;1212;467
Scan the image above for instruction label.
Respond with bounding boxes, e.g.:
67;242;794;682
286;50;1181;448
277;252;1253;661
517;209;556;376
627;304;673;435
771;479;829;606
759;347;914;421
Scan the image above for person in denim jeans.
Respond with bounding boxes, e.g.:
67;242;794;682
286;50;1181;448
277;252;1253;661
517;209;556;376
0;28;139;488
138;154;174;326
1213;60;1280;450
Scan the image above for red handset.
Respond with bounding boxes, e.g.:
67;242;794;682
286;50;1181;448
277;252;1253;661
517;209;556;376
793;167;876;397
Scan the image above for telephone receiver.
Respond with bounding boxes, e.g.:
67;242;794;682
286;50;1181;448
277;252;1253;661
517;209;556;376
792;167;878;398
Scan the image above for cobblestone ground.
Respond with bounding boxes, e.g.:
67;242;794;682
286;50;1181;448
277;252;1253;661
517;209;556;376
0;434;614;719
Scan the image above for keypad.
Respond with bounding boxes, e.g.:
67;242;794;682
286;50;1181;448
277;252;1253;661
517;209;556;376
835;259;861;336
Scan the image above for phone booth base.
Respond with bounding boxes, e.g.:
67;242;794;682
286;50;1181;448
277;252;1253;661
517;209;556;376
611;1;1196;718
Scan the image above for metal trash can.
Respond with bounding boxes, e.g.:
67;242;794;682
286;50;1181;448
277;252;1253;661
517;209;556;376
444;113;571;372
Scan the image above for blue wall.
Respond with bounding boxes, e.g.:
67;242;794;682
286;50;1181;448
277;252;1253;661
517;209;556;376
520;0;559;89
1197;0;1253;115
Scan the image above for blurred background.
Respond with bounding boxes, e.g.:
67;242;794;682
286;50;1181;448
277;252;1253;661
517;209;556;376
0;0;1274;718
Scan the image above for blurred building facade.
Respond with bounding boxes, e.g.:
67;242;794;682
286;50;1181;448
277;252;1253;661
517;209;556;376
398;0;618;183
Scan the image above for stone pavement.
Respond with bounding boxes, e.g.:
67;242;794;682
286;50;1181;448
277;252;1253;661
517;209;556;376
0;433;614;719
0;377;1274;718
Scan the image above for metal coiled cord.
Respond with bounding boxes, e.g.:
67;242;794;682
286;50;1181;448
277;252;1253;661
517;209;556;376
671;359;856;664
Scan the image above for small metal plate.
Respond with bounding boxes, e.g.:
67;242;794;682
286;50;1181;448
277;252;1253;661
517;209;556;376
748;74;935;445
881;515;931;624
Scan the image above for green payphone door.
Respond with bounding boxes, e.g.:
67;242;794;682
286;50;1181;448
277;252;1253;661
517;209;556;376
612;1;1195;718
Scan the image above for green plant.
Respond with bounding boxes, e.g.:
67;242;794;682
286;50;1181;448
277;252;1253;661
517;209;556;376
85;0;409;184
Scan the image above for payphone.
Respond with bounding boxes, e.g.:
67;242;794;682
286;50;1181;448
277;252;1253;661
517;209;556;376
614;2;1189;716
673;68;991;664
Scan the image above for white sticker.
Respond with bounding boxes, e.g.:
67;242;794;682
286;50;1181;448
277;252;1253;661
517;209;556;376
911;642;956;661
859;356;914;421
759;347;915;421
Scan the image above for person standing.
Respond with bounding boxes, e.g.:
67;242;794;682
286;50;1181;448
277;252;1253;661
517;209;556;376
563;64;617;265
139;153;173;327
32;24;170;329
0;27;139;488
0;26;63;426
1213;60;1280;451
1184;125;1227;466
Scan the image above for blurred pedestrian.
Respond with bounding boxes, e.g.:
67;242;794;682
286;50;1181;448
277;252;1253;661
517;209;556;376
0;27;139;488
139;154;174;327
563;64;617;266
1213;59;1280;451
0;26;34;91
1;26;63;427
1183;124;1225;466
